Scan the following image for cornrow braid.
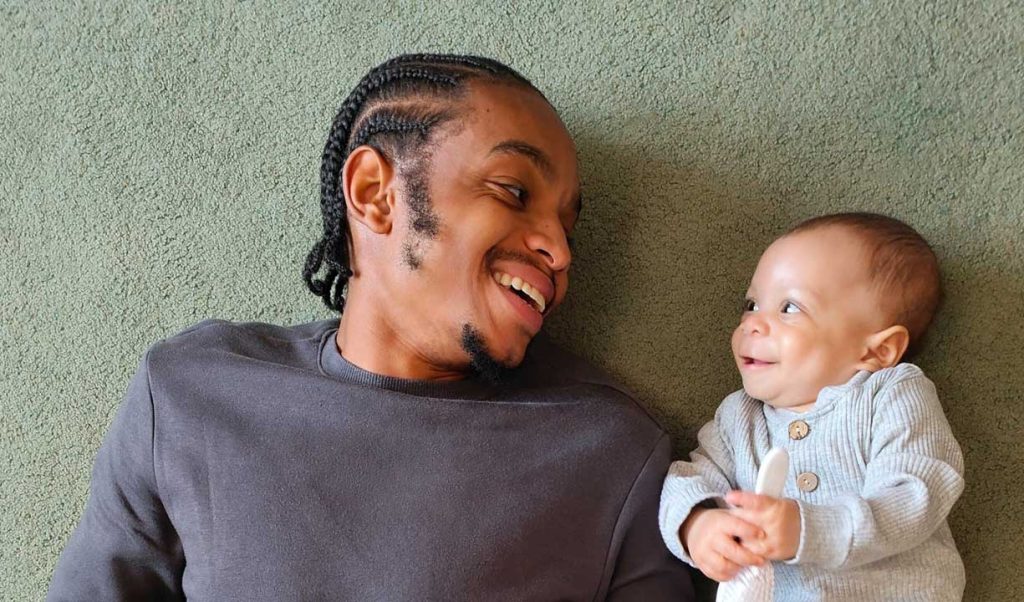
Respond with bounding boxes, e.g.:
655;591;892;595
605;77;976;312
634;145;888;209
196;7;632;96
345;111;445;155
302;54;540;312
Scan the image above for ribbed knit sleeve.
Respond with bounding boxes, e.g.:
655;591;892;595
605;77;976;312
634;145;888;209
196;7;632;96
658;394;741;564
791;373;965;570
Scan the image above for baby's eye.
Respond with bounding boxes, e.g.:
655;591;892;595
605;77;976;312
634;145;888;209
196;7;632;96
743;299;758;312
782;301;801;314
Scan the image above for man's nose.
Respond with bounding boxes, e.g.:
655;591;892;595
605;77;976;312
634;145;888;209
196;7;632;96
524;219;572;272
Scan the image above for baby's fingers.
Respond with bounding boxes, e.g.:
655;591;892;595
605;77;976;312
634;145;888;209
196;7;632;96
715;532;765;569
697;552;742;583
722;512;765;543
738;535;770;557
726;490;771;510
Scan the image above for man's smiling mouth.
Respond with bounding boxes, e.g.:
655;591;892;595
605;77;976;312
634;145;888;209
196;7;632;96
493;271;546;313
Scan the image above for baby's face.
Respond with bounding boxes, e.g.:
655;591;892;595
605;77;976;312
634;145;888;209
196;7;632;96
731;226;888;412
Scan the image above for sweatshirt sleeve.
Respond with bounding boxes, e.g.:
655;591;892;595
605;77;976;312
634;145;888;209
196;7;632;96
47;350;185;601
658;400;737;564
791;374;965;570
602;434;696;601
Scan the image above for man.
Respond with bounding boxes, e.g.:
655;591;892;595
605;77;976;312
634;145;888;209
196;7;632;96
48;54;695;600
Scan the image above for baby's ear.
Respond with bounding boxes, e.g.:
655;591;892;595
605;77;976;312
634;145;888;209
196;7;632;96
860;325;910;370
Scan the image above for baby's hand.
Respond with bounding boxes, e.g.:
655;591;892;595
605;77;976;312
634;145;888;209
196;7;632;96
681;507;766;582
725;491;801;561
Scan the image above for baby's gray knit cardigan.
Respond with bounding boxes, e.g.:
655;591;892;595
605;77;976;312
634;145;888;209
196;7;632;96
659;364;965;601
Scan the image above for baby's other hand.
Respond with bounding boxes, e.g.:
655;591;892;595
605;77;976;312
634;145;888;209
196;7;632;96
725;491;801;561
681;507;766;582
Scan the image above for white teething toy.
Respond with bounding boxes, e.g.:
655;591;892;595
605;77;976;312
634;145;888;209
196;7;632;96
715;447;790;602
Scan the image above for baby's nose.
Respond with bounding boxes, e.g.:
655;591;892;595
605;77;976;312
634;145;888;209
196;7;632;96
741;313;768;335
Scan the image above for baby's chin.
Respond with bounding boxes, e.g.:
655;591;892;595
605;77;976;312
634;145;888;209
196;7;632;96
742;383;812;411
762;395;816;413
738;377;772;402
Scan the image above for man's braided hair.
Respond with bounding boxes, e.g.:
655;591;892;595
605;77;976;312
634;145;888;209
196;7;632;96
303;54;541;312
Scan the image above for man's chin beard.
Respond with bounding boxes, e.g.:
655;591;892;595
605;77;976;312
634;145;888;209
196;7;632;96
460;324;517;385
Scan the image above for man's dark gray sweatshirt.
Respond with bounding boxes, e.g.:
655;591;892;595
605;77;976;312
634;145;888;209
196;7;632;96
48;319;694;600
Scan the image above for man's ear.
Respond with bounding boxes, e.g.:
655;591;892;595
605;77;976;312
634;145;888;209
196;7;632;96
859;325;910;371
342;145;395;234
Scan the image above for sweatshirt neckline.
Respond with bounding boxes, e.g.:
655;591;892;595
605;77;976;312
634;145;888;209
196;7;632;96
761;369;873;423
316;325;497;400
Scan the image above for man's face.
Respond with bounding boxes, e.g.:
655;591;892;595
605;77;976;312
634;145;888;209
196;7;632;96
376;83;580;372
730;227;886;411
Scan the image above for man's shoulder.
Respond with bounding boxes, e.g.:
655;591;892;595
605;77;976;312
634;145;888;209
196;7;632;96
516;333;666;434
516;333;624;389
146;317;335;375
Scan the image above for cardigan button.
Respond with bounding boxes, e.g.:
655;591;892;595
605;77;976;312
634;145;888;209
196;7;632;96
797;471;819;492
788;419;810;440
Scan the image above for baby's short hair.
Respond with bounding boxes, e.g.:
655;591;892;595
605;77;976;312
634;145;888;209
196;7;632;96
787;212;942;359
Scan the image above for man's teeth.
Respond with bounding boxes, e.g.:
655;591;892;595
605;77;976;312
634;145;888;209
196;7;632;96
493;272;546;313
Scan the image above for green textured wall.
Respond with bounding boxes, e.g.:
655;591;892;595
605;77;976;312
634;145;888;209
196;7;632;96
2;1;1021;599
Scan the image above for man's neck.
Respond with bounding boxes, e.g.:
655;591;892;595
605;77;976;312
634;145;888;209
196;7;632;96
334;303;470;382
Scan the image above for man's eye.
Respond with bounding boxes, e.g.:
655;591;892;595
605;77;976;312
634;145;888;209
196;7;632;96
743;299;758;312
502;184;526;204
782;301;801;314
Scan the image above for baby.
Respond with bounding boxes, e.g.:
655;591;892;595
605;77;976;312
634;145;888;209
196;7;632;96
660;213;965;600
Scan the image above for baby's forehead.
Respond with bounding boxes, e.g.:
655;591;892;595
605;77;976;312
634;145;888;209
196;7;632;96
757;213;941;347
757;227;881;294
769;225;873;267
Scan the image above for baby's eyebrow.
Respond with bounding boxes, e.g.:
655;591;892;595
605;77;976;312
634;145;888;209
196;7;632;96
793;287;822;302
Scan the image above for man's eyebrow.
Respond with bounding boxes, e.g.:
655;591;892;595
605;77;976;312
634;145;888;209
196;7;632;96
488;140;555;180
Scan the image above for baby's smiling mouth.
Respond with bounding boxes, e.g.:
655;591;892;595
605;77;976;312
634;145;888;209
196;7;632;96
741;356;776;367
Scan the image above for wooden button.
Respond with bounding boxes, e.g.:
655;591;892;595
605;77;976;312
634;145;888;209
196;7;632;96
797;472;819;492
788;420;810;440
